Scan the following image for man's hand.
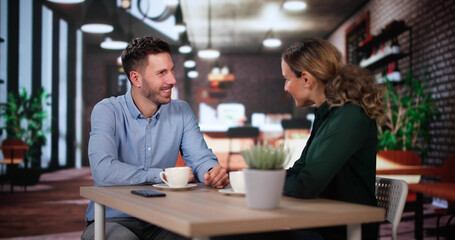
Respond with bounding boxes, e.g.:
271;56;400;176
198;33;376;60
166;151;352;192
203;165;229;188
188;168;195;183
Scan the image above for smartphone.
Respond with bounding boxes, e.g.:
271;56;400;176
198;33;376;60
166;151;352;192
131;190;166;197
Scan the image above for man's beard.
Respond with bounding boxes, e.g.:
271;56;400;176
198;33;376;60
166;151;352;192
141;80;172;106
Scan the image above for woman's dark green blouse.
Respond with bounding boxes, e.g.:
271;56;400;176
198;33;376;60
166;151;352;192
284;102;378;240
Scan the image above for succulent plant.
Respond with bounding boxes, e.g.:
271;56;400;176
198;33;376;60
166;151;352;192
241;142;291;170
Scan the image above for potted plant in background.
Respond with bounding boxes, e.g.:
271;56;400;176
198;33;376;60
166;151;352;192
377;72;440;164
241;142;290;209
0;87;50;185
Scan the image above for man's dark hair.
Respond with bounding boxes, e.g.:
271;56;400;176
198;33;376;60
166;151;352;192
121;36;170;81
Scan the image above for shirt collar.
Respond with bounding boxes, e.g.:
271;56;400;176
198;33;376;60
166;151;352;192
125;89;162;120
314;101;331;119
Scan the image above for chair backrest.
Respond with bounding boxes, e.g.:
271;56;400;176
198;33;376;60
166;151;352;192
281;119;311;130
375;177;408;240
1;138;27;159
442;155;455;182
227;127;259;139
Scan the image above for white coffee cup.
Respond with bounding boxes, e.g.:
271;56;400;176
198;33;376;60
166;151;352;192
229;171;245;193
160;167;190;188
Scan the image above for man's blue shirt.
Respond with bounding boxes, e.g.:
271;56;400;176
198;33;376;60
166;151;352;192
85;90;219;221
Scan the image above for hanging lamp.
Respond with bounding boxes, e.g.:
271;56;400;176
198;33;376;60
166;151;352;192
100;11;128;50
197;0;220;59
81;0;114;34
179;33;192;54
263;30;282;48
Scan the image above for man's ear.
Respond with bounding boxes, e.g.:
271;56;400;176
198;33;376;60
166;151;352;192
129;71;141;87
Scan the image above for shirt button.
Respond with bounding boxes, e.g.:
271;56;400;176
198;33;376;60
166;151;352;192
147;147;151;151
130;180;134;184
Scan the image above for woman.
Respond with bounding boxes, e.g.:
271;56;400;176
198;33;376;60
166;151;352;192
282;37;384;239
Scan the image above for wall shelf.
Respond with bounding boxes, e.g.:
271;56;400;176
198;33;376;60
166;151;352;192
354;20;412;83
360;53;408;69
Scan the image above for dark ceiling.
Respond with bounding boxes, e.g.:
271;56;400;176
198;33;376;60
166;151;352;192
43;0;368;54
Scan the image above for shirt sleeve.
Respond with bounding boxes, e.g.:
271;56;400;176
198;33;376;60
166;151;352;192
284;106;372;198
178;102;219;182
88;101;160;186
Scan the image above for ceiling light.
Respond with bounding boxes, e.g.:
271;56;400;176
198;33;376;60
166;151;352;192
263;38;282;48
173;3;186;33
179;45;192;54
198;49;220;59
81;0;114;34
47;0;85;3
184;60;196;68
198;0;220;60
187;70;199;78
100;37;128;50
283;1;307;12
81;24;113;34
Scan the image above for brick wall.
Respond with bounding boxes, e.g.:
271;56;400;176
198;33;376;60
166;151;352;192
328;0;455;165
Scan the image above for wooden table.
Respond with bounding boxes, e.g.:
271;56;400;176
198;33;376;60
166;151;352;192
80;184;385;240
408;182;455;240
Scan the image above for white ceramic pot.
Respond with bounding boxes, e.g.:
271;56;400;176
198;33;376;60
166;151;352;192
243;168;286;210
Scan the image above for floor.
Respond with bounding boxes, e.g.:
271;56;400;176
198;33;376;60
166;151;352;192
0;167;454;240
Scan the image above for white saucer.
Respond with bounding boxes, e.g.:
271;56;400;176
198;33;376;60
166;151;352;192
218;188;245;195
152;183;197;190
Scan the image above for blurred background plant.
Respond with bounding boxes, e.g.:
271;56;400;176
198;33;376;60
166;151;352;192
377;72;440;155
0;87;51;169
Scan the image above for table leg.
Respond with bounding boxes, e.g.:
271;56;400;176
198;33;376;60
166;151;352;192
95;202;105;240
415;193;423;240
347;224;361;240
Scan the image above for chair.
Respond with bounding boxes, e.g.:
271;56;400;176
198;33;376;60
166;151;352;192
375;177;409;240
0;138;29;193
435;155;455;240
226;127;259;171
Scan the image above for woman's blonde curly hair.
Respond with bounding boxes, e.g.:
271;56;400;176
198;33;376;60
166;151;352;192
282;37;385;124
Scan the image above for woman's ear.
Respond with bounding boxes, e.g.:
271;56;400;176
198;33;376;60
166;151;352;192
301;71;312;88
129;71;141;88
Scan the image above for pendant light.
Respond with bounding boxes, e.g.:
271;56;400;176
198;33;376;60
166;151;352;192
173;3;186;33
184;60;196;68
263;30;282;48
48;0;85;3
81;0;114;34
100;11;128;50
198;0;220;59
179;33;192;54
283;1;307;12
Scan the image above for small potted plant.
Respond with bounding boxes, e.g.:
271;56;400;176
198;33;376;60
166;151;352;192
241;142;290;209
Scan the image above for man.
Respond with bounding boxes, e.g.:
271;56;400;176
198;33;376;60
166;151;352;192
81;36;229;240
